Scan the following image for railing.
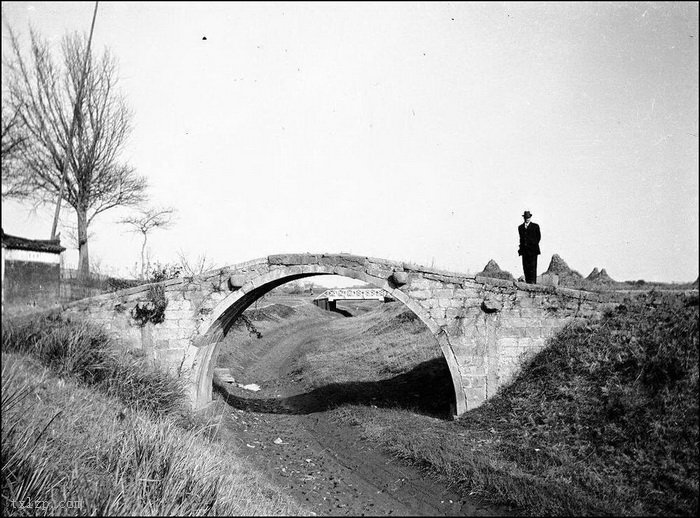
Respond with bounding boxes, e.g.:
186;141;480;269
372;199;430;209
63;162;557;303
314;288;390;302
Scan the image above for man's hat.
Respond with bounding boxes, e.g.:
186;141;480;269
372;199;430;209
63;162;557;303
522;210;532;218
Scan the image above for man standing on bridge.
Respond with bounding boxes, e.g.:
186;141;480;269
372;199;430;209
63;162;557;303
518;210;541;284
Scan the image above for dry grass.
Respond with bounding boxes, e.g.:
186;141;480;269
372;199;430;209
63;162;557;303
2;313;185;416
299;301;441;384
1;314;309;516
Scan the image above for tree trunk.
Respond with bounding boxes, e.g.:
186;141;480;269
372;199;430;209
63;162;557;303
141;234;148;280
76;207;90;281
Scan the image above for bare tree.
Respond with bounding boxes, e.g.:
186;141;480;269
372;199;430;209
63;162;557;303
3;26;147;279
1;105;28;197
120;207;175;279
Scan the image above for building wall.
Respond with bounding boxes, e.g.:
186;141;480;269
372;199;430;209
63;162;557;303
3;251;61;311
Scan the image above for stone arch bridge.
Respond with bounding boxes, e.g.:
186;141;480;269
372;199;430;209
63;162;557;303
60;253;628;416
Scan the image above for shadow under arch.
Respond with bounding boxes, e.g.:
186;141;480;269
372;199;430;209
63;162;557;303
192;266;467;416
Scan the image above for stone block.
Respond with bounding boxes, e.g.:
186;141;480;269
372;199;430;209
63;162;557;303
367;256;404;269
514;295;538;308
409;278;434;290
446;307;465;319
460;363;487;376
158;320;181;331
481;297;503;313
498;337;518;349
228;275;248;290
321;254;368;268
424;298;438;309
390;271;409;286
166;300;191;312
526;327;547;338
430;308;446;319
154;328;191;341
518;307;542;318
508;327;528;338
408;290;432;300
475;276;514;288
465;387;487;404
366;267;391;279
177;319;194;329
269;254;320;265
454;288;477;298
166;310;192;321
470;376;487;388
503;317;529;328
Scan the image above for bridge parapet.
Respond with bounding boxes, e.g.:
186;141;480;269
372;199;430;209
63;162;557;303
53;252;672;416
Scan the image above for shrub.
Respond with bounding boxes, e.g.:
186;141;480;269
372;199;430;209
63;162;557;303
131;284;168;326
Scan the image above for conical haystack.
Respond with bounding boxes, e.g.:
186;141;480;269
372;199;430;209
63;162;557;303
587;267;616;283
477;259;514;281
545;254;582;279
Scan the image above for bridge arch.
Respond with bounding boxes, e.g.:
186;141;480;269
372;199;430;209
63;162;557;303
191;265;467;415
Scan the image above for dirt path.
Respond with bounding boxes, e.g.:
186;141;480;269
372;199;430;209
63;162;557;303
210;305;512;516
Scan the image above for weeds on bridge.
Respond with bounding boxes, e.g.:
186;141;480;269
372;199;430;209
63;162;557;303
131;284;168;326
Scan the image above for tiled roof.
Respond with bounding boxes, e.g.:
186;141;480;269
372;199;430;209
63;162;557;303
1;229;65;254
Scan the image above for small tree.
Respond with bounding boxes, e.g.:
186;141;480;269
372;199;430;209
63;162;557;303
120;207;175;279
3;26;147;278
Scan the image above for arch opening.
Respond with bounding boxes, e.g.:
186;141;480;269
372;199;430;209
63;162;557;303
192;268;466;417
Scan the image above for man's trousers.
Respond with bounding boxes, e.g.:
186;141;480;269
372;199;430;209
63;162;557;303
522;254;538;284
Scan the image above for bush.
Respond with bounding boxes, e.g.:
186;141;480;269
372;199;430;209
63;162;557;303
131;284;168;326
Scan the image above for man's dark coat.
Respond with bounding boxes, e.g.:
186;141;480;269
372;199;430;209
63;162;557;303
518;222;541;256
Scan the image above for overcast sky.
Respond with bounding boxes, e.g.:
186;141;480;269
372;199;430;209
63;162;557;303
2;1;698;284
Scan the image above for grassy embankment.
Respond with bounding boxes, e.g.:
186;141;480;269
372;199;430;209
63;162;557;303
290;292;698;516
1;313;307;516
